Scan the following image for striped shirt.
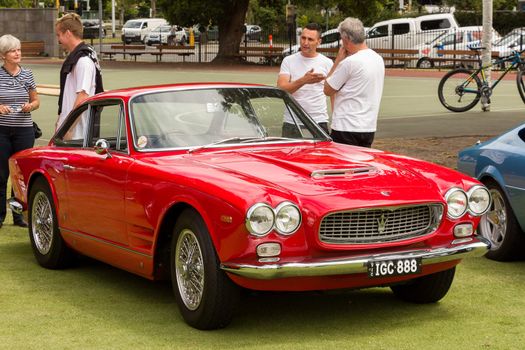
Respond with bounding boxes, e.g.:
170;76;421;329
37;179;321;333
0;66;36;127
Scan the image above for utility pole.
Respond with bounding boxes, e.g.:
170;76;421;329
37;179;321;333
151;0;156;18
481;0;493;111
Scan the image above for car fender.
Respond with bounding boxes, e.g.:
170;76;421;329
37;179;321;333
27;169;63;215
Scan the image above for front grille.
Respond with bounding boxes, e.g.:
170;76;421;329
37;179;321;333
319;204;443;244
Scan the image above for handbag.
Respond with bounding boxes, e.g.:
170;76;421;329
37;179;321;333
33;122;42;139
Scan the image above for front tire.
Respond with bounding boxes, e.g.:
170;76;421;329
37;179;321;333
416;57;434;69
438;68;481;112
391;267;455;303
170;208;239;330
479;180;525;261
28;178;74;269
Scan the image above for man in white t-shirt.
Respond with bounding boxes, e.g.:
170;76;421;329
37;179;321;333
324;17;384;148
277;23;333;137
55;13;103;139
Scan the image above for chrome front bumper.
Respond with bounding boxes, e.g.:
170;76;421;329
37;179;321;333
8;197;23;215
221;238;490;280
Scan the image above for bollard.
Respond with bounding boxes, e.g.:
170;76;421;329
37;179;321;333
189;27;195;46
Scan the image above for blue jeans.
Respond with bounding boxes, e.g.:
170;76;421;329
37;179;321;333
0;126;34;223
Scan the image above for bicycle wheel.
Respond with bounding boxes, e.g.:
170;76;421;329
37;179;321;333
516;65;525;104
438;68;482;112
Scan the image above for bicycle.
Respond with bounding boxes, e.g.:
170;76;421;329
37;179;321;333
437;48;525;112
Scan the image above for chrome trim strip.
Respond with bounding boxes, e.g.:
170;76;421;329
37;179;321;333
311;167;377;179
60;227;153;259
220;238;489;280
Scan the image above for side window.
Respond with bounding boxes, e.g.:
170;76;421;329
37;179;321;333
54;105;89;147
142;22;147;29
367;25;388;38
392;23;410;35
322;32;340;44
442;32;463;46
421;19;451;31
88;103;127;152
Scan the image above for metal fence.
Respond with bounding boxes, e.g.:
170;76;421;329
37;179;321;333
92;27;525;69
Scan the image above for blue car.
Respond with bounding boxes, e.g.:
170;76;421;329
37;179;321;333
457;123;525;261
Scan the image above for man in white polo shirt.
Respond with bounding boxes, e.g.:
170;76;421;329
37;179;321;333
324;17;384;148
277;23;333;136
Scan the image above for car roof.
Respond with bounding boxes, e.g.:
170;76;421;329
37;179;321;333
91;82;266;100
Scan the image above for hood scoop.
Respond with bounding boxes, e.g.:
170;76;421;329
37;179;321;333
311;166;378;179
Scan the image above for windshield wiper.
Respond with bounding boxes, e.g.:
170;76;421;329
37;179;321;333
188;137;262;153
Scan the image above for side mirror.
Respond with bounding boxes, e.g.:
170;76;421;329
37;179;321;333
94;139;112;158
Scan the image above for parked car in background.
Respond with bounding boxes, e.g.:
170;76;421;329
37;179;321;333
243;24;262;41
283;28;340;57
9;82;490;330
490;27;525;59
366;13;459;50
121;18;168;44
413;26;501;68
82;19;106;39
457;123;525;261
144;25;171;45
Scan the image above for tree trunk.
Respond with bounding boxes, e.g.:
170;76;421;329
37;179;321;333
213;0;249;63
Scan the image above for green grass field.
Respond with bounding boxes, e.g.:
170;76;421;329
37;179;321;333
1;63;525;349
1;224;524;349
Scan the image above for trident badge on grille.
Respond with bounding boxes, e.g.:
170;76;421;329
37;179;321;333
377;213;387;234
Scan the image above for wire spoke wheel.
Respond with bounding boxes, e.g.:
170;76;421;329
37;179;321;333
175;229;205;311
438;68;481;112
31;192;54;255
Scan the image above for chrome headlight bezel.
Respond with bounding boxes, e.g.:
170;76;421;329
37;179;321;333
467;185;491;216
245;203;275;237
445;188;468;219
274;201;302;235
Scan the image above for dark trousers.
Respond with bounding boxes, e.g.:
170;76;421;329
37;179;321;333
0;126;35;223
330;129;375;148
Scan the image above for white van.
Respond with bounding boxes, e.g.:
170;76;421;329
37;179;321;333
366;13;459;50
121;18;168;44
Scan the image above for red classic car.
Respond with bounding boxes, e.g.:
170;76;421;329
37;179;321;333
9;83;491;330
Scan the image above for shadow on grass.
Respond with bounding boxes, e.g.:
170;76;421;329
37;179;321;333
1;238;448;335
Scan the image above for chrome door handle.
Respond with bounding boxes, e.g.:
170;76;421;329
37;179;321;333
63;165;75;170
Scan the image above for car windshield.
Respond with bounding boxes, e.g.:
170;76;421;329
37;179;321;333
124;21;142;29
153;25;171;33
130;87;329;151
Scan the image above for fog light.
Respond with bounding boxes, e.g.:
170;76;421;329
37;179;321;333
454;223;473;238
256;243;281;257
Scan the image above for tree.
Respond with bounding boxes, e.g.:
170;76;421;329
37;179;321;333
158;0;249;63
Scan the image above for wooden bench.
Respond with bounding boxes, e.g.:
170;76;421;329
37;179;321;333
373;48;419;66
101;44;146;61
21;41;46;57
151;45;195;62
235;46;284;65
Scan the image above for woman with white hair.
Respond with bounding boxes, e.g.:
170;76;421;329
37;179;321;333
0;34;40;228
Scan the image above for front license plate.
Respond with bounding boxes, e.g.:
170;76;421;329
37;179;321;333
367;258;422;278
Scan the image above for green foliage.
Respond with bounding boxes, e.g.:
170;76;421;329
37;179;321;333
445;0;516;11
454;10;525;35
0;0;34;7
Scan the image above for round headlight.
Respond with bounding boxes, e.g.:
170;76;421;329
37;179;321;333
445;188;468;219
274;202;301;235
468;185;491;215
246;203;275;236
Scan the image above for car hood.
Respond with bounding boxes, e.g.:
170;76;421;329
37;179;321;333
145;143;443;203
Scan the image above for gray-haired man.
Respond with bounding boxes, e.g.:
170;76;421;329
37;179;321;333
324;17;384;148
